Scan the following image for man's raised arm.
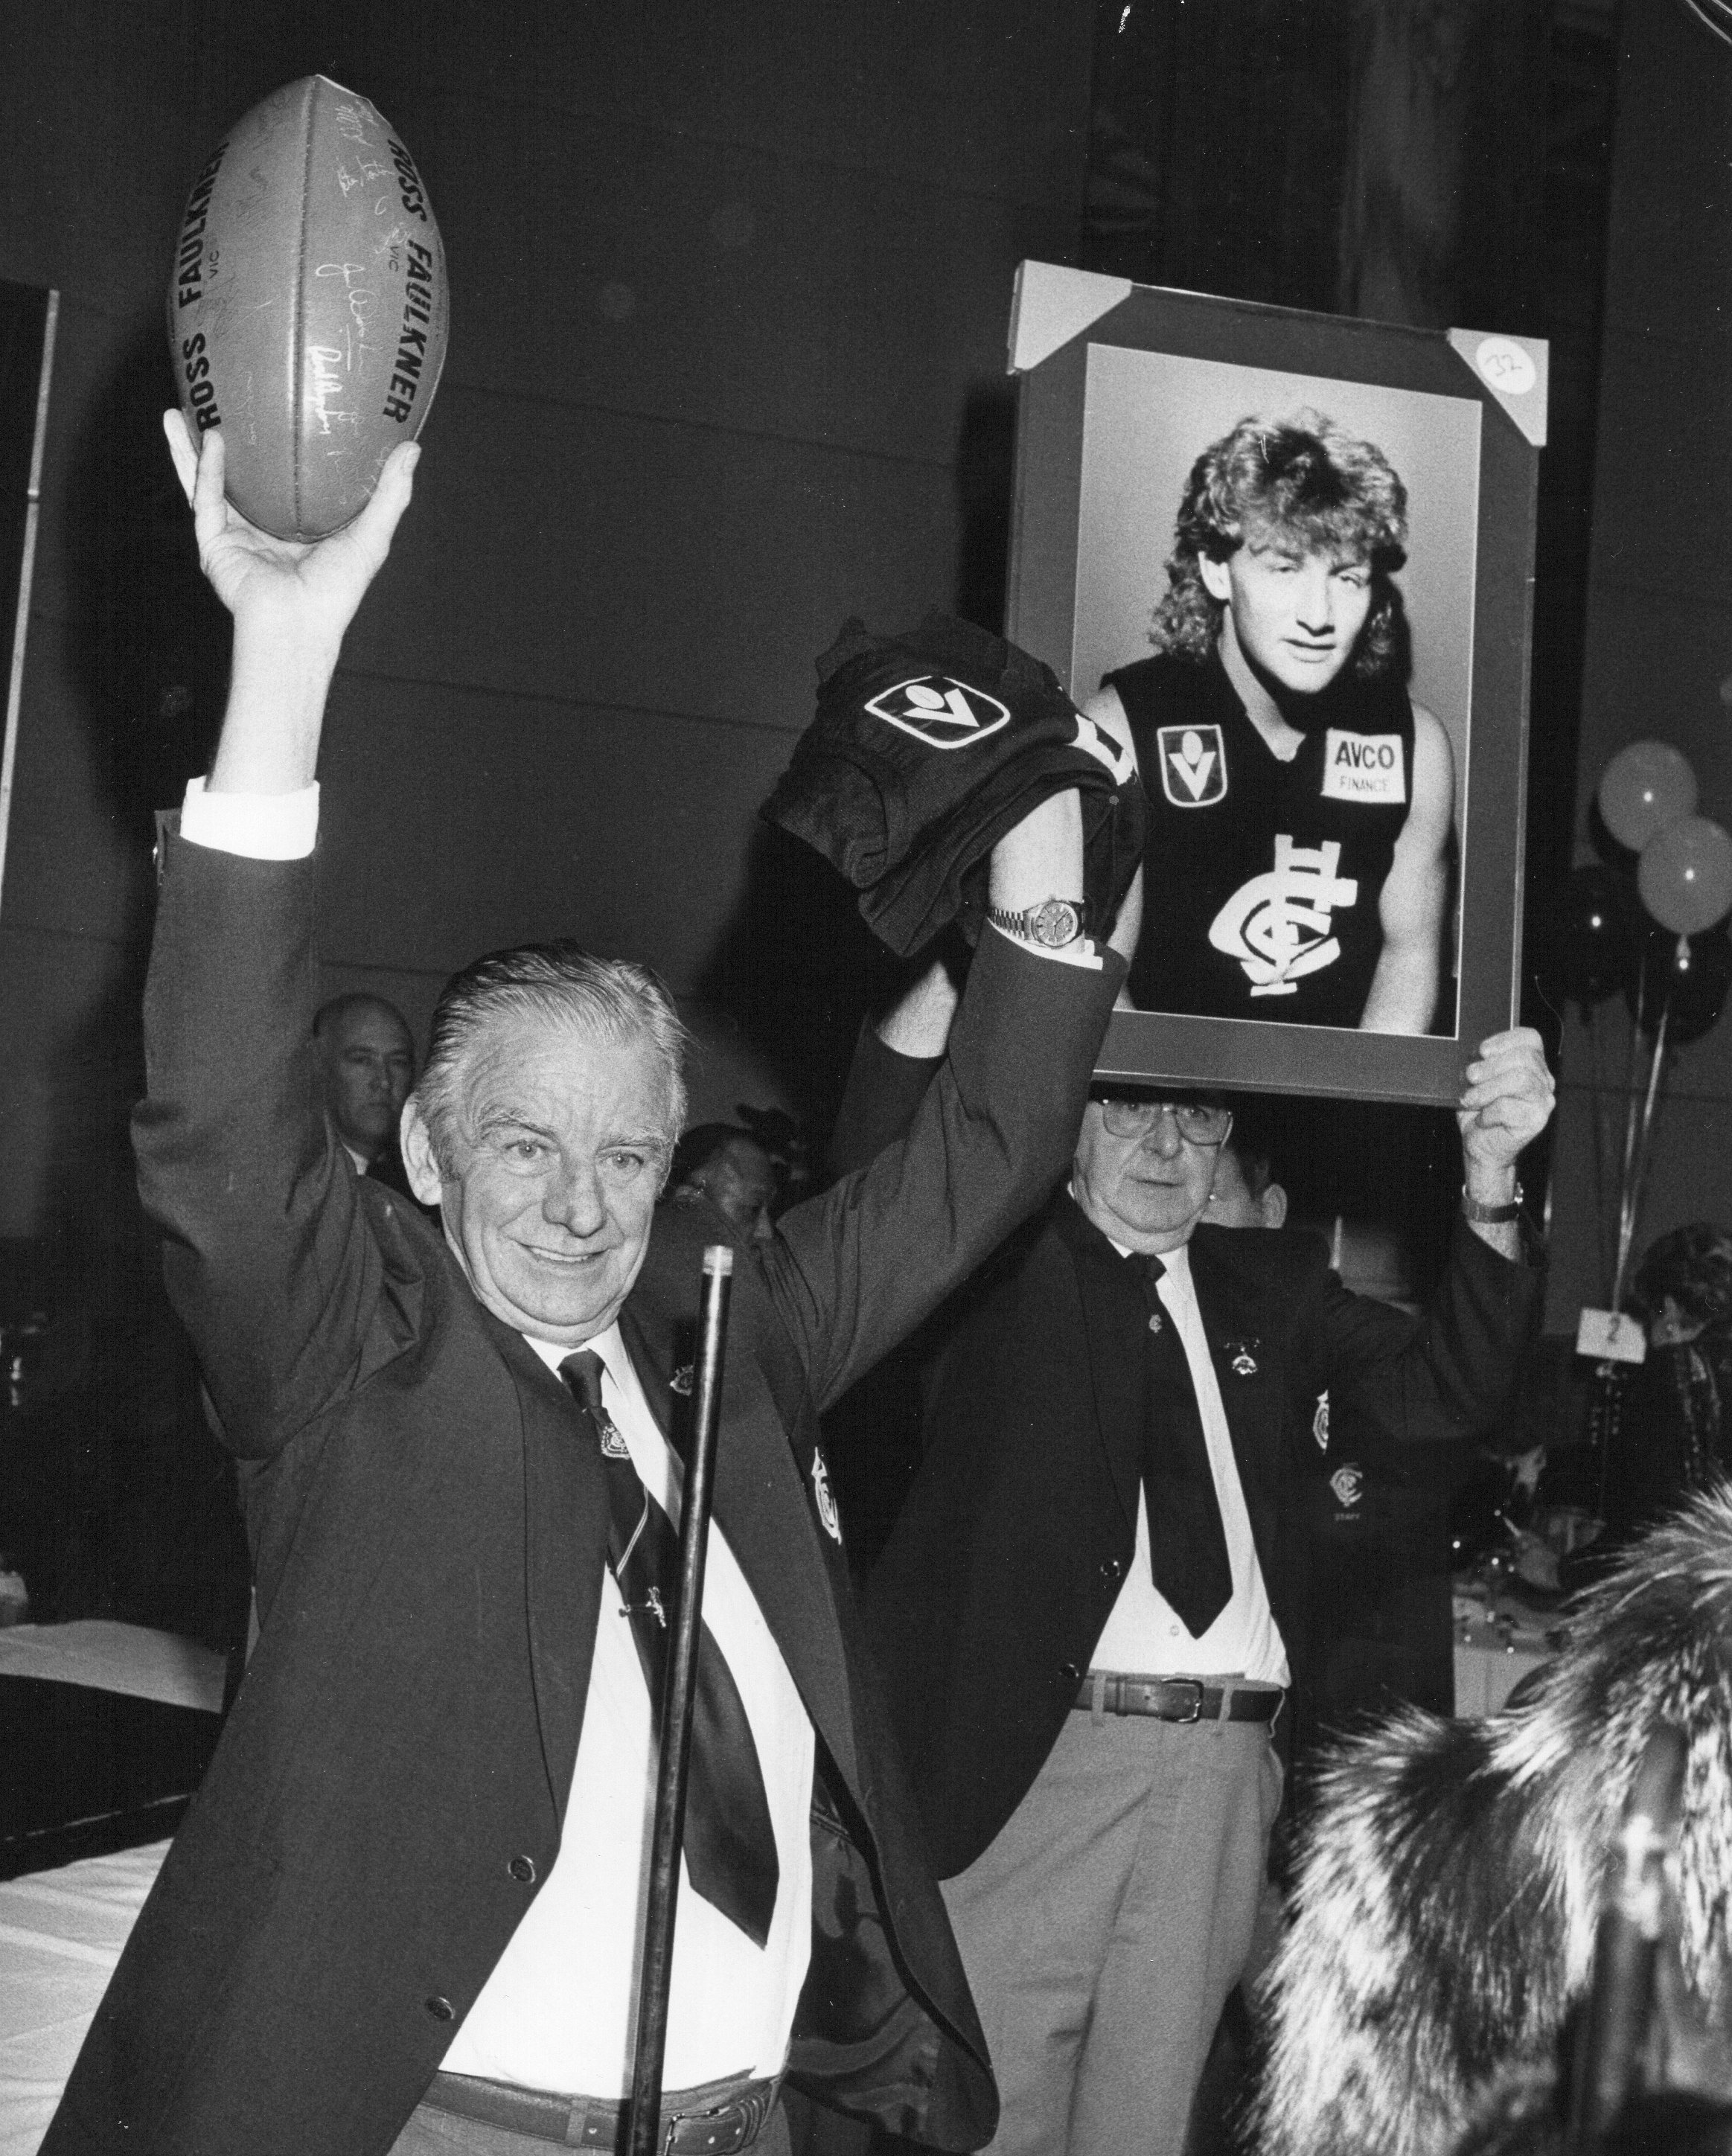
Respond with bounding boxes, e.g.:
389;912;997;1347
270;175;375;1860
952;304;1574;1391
161;412;419;799
135;419;421;1456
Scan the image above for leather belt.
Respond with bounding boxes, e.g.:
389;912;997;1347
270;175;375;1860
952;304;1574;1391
1072;1672;1285;1724
424;2068;781;2152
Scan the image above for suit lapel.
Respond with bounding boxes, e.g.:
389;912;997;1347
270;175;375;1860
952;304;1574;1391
1184;1229;1285;1578
479;1308;611;1816
1048;1195;1143;1532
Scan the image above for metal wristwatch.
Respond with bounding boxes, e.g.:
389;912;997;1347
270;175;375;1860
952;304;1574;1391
985;897;1087;948
1461;1180;1523;1224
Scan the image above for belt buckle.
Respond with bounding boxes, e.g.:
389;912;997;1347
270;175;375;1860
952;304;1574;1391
1165;1678;1205;1724
664;2099;749;2156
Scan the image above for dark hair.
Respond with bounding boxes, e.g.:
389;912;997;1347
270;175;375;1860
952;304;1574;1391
1217;1093;1279;1200
1632;1223;1732;1334
1150;411;1409;678
1220;1133;1274;1205
670;1123;770;1189
415;941;687;1173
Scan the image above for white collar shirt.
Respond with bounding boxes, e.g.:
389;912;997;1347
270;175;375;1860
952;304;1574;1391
1087;1235;1289;1686
441;1324;815;2096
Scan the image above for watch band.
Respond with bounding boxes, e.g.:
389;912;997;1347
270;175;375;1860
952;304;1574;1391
985;897;1087;948
1462;1181;1524;1224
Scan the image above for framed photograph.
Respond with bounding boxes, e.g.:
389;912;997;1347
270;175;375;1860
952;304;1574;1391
1006;265;1544;1106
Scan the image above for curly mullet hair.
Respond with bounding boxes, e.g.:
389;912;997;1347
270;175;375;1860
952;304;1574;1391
1151;412;1409;679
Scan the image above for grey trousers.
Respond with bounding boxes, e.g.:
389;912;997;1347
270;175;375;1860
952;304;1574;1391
939;1705;1282;2156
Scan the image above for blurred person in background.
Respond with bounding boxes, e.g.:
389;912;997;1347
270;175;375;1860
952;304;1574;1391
313;991;418;1193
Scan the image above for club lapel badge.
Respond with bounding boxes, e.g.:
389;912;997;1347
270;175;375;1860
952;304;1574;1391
811;1448;843;1544
1223;1337;1261;1378
669;1364;694;1397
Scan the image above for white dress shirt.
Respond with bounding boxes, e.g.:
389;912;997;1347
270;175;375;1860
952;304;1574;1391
444;1331;814;2094
1088;1239;1289;1686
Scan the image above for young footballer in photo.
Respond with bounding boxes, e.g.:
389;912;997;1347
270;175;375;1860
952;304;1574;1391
1089;412;1455;1034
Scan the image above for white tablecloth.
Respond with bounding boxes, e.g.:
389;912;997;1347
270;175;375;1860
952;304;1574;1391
1452;1588;1554;1716
0;1621;224;2150
0;1623;224;1714
0;1839;167;2155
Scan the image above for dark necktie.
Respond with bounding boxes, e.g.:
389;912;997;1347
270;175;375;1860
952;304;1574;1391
560;1349;780;1949
1135;1255;1234;1637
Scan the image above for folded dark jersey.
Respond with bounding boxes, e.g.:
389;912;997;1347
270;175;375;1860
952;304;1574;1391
764;612;1145;956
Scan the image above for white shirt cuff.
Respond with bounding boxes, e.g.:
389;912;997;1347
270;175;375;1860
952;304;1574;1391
987;921;1103;970
179;775;320;860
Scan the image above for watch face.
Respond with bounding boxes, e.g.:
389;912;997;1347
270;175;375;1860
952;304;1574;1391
1032;898;1081;946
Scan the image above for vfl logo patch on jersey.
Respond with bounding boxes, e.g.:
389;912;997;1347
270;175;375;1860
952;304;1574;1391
1208;835;1358;997
1156;724;1227;807
866;675;1011;750
1321;730;1406;805
1071;711;1137;784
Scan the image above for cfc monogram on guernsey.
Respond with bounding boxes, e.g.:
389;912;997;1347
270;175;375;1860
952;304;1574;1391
1108;651;1416;1027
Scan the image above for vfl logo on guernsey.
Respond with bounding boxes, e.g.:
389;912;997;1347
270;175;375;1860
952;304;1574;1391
1157;725;1227;807
1322;731;1406;805
1208;836;1358;997
1072;711;1137;784
866;676;1010;749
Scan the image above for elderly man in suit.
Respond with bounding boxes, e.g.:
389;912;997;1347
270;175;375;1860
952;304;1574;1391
41;418;1128;2156
828;967;1553;2156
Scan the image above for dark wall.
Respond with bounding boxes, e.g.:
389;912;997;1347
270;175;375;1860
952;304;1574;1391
0;2;1098;1247
1546;1;1732;1322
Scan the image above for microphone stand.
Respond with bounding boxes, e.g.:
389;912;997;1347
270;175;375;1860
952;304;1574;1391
624;1243;735;2156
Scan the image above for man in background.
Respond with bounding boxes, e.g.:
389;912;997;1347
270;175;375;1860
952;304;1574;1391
830;989;1550;2155
1201;1116;1288;1231
671;1123;781;1244
313;991;417;1183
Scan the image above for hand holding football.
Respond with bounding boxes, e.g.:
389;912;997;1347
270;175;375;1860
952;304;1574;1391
167;75;448;542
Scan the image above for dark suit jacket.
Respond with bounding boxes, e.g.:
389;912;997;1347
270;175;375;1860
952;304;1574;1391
833;1036;1544;1880
42;839;1121;2156
362;1130;423;1204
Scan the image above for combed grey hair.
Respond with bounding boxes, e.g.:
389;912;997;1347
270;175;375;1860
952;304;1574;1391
413;941;688;1174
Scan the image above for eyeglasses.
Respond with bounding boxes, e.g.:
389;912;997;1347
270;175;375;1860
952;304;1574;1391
1097;1098;1233;1147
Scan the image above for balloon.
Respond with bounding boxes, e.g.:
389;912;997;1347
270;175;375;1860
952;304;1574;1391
1637;815;1732;935
1597;741;1699;851
1530;863;1640;1007
1628;922;1732;1045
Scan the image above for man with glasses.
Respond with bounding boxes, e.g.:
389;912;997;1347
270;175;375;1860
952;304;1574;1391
828;982;1552;2155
